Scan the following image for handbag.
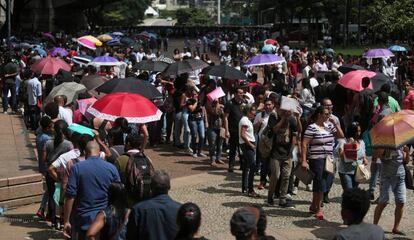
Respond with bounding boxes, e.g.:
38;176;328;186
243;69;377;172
293;164;314;185
355;164;371;183
219;127;226;139
404;164;414;190
324;155;334;174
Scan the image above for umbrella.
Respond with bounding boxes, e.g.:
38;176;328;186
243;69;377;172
371;72;392;92
78;38;96;50
389;45;407;52
154;56;175;64
95;77;163;99
87;92;162;123
162;59;209;76
133;60;169;72
97;34;113;42
363;48;394;58
79;35;103;47
80;74;108;91
77;98;97;116
338;70;376;92
338;64;365;74
56;69;74;83
106;39;123;46
31;56;71;75
111;32;124;37
370;110;414;149
91;56;121;66
18;42;33;49
203;64;247;80
262;44;274;53
264;39;277;45
50;47;68;57
42;32;55;41
120;37;135;46
45;82;87;104
244;54;285;67
72;55;93;66
34;47;47;57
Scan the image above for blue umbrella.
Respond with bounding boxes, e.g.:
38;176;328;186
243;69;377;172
261;44;274;53
389;45;407;52
34;47;47;57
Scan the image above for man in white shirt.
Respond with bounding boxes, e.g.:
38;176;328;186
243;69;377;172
24;69;42;130
219;39;228;56
54;95;73;125
136;48;146;62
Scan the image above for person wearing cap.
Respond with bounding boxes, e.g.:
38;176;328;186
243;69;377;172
230;207;258;240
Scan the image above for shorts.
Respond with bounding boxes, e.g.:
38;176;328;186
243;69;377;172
378;173;406;204
309;158;328;193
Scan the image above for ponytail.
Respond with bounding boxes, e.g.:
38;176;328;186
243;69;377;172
53;120;69;148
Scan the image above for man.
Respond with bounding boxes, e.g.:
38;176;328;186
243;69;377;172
356;77;375;132
115;133;142;185
219;39;228;56
230;207;258;240
54;95;73;125
373;83;400;113
287;55;299;91
2;57;19;114
266;109;298;208
334;188;384;240
126;170;181;240
221;51;232;66
24;69;42;130
63;141;120;240
224;87;245;172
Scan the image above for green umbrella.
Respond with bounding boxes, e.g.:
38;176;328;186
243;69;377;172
45;82;87;104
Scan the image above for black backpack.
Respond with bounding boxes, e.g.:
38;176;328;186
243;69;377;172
124;152;155;203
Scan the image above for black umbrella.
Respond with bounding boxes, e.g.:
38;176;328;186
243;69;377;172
338;64;365;74
203;64;247;80
95;77;162;99
133;60;169;72
162;59;209;76
80;74;108;91
371;72;392;92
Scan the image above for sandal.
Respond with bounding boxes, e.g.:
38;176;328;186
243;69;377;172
392;229;406;236
315;211;324;220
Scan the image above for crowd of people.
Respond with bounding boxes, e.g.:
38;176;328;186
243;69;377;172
1;28;414;239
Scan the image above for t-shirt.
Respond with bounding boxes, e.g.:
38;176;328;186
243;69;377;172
44;139;74;166
373;96;400;113
25;77;42;106
303;123;337;160
253;111;272;136
58;106;73;125
381;148;405;177
224;98;244;134
239;116;255;144
334;222;385;240
402;90;414;110
267;115;298;160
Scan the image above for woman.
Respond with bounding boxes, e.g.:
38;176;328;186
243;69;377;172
187;88;207;158
373;145;410;235
173;48;182;61
206;98;225;166
301;106;344;220
239;104;258;197
337;122;368;191
42;120;73;228
86;182;130;240
402;80;414;110
297;78;315;118
175;202;208;240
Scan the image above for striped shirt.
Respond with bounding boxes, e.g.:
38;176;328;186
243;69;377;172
304;123;337;160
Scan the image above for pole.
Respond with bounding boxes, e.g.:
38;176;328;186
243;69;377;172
343;0;348;47
6;0;11;41
217;0;221;25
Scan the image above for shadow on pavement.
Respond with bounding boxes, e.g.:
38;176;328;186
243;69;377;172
292;218;344;240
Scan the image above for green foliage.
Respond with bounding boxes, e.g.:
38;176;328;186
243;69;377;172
102;0;151;25
159;10;176;19
175;8;212;26
367;0;414;39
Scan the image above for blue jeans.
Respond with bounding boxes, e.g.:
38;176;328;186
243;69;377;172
207;128;223;163
369;162;382;195
339;173;359;190
2;83;17;112
188;119;205;154
241;143;256;192
174;110;190;148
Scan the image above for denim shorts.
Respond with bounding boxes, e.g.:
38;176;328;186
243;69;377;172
379;173;406;204
309;158;328;193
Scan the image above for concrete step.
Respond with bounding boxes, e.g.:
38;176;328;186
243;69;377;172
0;174;43;209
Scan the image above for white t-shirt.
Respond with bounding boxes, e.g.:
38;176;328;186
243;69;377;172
58;106;73;125
239;116;255;144
52;148;81;169
253;111;272;136
219;41;228;52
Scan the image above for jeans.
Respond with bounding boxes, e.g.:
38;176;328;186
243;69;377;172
339;173;359;190
207;128;223;163
27;105;40;130
174;110;190;148
2;83;17;112
288;75;297;90
268;155;292;204
241;143;256;192
45;174;56;224
379;171;406;204
228;131;240;169
369;162;382;195
188;119;205;154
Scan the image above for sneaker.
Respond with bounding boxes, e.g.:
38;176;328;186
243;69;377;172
198;153;207;157
191;153;198;158
247;191;260;198
292;186;298;195
279;202;295;209
286;194;293;201
257;183;265;190
216;159;225;164
315;211;324;220
3;111;7;114
185;148;193;156
36;209;45;219
306;184;313;192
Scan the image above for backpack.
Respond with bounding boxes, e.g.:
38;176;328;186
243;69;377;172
359;90;375;116
124;152;155;203
258;112;276;159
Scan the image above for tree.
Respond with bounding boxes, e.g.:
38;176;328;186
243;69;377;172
367;0;414;40
175;8;212;26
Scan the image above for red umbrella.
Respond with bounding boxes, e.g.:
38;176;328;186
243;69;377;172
31;56;71;75
338;70;376;92
264;39;277;45
87;92;162;123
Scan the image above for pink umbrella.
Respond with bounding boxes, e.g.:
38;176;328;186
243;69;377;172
338;70;376;92
30;56;71;75
78;38;96;50
77;97;97;119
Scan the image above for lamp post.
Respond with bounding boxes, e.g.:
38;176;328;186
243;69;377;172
217;0;221;24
